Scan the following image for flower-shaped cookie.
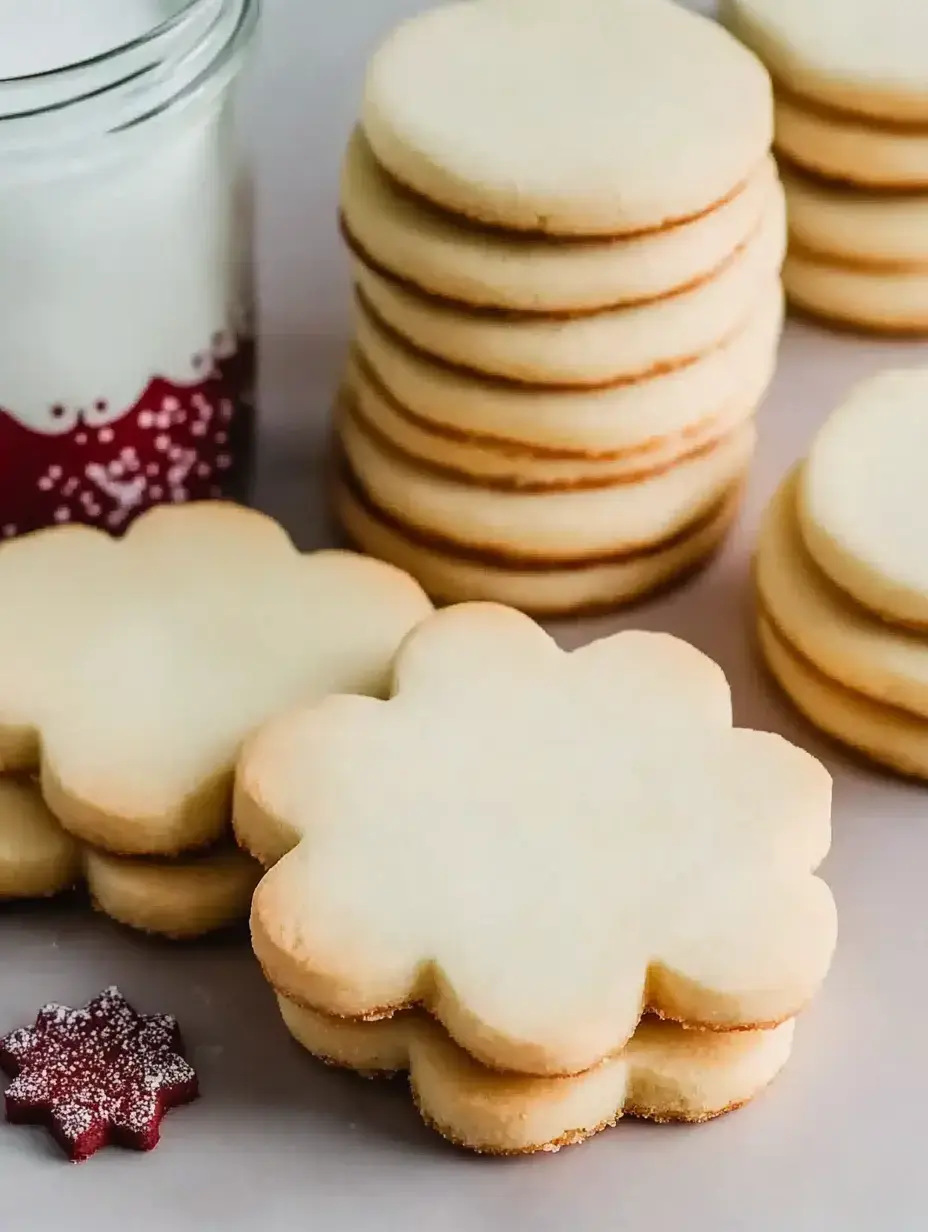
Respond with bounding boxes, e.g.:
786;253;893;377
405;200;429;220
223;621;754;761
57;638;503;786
0;778;81;901
237;603;836;1077
0;772;262;937
0;504;431;855
277;994;796;1154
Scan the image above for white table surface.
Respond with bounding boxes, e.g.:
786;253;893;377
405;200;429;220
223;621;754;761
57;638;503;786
3;2;928;1227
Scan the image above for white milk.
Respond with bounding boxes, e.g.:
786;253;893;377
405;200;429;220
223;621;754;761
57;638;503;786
0;0;256;535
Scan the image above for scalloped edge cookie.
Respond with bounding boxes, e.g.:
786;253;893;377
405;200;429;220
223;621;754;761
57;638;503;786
0;502;432;856
237;605;834;1077
277;993;796;1154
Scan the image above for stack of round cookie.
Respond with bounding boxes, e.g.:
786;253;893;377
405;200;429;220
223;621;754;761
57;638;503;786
334;0;786;616
757;368;928;779
724;0;928;333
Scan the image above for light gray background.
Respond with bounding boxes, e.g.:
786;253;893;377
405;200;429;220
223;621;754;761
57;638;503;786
3;1;928;1227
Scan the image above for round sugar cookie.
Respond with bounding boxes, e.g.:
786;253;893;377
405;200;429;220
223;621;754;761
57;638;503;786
342;357;757;492
83;845;262;939
783;249;928;333
721;0;928;123
362;0;772;237
354;285;784;457
342;129;778;313
353;191;785;387
776;93;928;189
799;368;928;625
278;994;796;1154
783;168;928;267
758;613;928;781
337;402;756;563
755;472;928;719
0;778;81;900
335;468;740;616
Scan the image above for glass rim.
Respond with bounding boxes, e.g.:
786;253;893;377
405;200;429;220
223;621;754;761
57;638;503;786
0;0;258;149
0;0;203;86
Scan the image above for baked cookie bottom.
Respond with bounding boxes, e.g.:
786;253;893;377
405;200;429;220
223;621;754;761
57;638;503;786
333;462;742;618
0;778;82;901
782;164;928;269
351;283;783;457
335;396;755;564
339;129;778;314
754;471;928;719
758;611;928;782
350;195;785;388
776;89;928;191
341;355;762;493
276;992;795;1155
0;778;260;937
784;245;928;335
83;844;261;940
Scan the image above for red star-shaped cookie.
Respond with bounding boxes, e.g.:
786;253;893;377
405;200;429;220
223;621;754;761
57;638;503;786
0;987;198;1161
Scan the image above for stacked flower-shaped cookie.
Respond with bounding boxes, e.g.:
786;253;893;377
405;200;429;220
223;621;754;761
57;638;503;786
758;369;928;778
236;603;837;1155
0;504;431;936
0;778;262;938
724;0;928;333
334;0;786;616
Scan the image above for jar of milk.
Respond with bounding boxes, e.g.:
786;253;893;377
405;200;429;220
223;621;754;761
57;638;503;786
0;0;258;536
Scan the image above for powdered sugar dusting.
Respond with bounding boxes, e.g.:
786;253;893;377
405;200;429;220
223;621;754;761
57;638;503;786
0;986;198;1162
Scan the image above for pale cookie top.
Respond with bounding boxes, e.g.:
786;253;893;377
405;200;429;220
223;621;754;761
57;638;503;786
362;0;773;237
799;368;928;628
722;0;928;122
241;604;836;1078
0;504;432;855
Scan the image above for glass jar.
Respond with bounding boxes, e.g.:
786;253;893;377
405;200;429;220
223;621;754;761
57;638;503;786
0;0;259;537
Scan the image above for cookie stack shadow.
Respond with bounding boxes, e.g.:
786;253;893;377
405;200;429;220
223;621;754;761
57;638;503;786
757;368;928;779
332;0;786;616
724;0;928;334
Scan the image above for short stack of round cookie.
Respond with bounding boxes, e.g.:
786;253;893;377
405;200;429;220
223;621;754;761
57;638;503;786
757;368;928;778
724;0;928;334
333;0;786;616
